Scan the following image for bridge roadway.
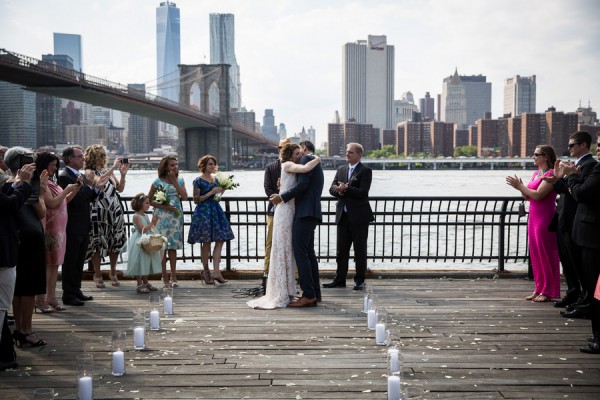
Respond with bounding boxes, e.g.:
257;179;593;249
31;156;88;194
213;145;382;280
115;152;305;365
0;48;276;149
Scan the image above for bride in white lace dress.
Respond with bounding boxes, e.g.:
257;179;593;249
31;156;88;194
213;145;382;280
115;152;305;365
248;144;321;309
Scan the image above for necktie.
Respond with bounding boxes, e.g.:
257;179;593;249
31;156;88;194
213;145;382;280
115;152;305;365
348;166;354;180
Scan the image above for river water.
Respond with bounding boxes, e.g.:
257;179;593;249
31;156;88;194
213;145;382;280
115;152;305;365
111;168;532;272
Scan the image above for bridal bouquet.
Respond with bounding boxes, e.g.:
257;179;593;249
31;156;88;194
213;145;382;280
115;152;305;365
154;184;180;217
213;172;240;201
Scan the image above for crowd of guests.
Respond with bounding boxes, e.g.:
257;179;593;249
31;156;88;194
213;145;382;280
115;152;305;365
0;145;233;370
506;130;600;354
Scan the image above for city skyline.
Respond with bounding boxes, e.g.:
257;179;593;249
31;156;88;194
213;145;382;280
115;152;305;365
1;0;599;146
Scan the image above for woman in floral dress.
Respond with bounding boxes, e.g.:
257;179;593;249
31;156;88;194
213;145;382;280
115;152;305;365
148;156;187;287
188;155;234;284
84;145;128;288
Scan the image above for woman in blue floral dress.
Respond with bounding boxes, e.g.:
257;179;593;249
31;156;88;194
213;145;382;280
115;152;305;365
148;156;187;287
188;155;234;285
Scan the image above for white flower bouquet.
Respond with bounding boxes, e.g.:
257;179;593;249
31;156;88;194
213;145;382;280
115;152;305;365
154;184;180;217
213;172;240;201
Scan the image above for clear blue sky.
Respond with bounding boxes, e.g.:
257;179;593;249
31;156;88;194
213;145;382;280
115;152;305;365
1;0;599;145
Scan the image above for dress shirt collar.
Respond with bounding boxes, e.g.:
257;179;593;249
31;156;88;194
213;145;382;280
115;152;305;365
576;152;591;165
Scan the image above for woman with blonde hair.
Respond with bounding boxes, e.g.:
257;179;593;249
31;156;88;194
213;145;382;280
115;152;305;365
148;156;187;287
84;145;128;288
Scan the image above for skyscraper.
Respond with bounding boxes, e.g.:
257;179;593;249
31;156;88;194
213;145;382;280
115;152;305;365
343;35;394;142
504;75;536;117
53;33;82;72
127;84;159;154
261;109;277;139
210;13;241;110
419;92;435;120
156;1;180;103
441;70;491;128
0;81;36;148
461;74;492;126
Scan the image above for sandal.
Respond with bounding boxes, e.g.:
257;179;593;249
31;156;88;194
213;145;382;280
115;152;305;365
525;292;539;300
145;283;158;291
110;274;120;287
171;280;179;288
34;301;55;314
94;276;106;289
212;271;228;284
202;270;214;285
22;332;47;347
136;284;150;294
47;300;66;311
533;294;551;302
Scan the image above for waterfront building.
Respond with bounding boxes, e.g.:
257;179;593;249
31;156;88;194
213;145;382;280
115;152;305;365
440;69;466;128
307;126;316;144
53;33;82;72
62;101;81;128
419;92;435;121
231;108;256;132
127;84;159;154
278;123;287;139
395;124;405;154
545;107;578;157
328;123;344;156
342;35;394;142
468;125;478;147
521;113;546;158
476;119;499;157
431;122;455;157
454;129;469;148
64;124;107;150
382;129;396;147
507;116;522;157
576;103;598;125
394;92;419;124
462;74;492;126
401;121;432;156
504;75;536;117
261;109;278;140
327;120;378;156
0;81;36;148
210;13;241;111
92;106;112;128
36;89;62;147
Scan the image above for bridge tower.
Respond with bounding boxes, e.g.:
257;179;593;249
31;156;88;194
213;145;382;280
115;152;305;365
178;64;232;170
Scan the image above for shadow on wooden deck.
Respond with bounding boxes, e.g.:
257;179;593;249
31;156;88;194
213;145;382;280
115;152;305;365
1;278;599;399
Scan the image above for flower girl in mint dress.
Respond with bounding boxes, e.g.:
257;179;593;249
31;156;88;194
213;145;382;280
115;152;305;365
125;193;163;293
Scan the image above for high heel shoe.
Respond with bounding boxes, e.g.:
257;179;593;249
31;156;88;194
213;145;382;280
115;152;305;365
12;331;25;348
21;332;47;347
94;276;106;289
202;270;214;285
34;301;55;314
109;274;120;287
212;271;228;284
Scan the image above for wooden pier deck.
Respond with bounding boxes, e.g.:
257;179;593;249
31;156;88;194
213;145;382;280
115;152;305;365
1;277;599;399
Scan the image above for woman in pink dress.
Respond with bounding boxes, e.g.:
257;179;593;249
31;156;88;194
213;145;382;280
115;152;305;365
506;145;560;302
34;153;80;312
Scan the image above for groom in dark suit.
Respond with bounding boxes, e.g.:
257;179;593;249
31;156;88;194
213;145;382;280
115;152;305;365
270;141;324;307
324;143;374;290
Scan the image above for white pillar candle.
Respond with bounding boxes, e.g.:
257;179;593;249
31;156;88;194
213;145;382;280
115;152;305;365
367;309;376;329
368;297;373;310
387;375;401;400
388;349;400;374
133;327;145;349
150;310;160;330
111;350;125;376
77;375;93;400
375;323;386;345
163;296;173;315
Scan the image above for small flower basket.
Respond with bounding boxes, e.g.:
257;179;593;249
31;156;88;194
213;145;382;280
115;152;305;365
138;227;167;254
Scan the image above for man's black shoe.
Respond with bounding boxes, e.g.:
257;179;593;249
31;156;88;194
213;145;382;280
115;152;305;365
554;297;577;308
322;281;346;288
0;361;18;371
353;282;365;291
77;294;93;301
580;342;600;354
63;298;84;306
560;309;590;319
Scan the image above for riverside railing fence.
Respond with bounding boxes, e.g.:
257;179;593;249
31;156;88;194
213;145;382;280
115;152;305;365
119;196;529;272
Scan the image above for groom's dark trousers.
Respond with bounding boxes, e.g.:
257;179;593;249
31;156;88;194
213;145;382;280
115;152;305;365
292;217;320;299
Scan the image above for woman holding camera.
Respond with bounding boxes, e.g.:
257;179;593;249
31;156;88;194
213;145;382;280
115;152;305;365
84;145;128;288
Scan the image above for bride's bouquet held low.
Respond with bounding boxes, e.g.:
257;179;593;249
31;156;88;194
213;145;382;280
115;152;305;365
213;171;240;201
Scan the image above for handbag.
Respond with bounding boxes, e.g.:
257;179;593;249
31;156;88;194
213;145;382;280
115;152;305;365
518;202;526;218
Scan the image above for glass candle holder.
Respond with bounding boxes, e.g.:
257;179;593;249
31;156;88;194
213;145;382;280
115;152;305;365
132;310;146;350
149;294;161;330
76;353;93;400
163;287;173;315
367;306;377;330
362;292;372;314
387;346;401;375
387;373;401;400
376;308;388;345
111;330;126;376
33;388;55;399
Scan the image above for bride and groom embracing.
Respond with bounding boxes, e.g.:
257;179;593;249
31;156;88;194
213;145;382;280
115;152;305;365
247;141;324;309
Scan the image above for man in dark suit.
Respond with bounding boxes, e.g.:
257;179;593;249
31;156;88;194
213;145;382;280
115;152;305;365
0;157;34;370
59;146;106;306
270;141;324;307
263;138;291;284
562;135;600;353
551;131;597;317
324;143;374;290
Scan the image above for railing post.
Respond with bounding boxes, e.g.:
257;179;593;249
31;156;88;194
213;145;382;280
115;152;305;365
224;200;232;271
498;200;508;272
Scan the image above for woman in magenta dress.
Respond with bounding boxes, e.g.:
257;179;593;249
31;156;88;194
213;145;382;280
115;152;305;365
506;145;560;302
34;153;80;312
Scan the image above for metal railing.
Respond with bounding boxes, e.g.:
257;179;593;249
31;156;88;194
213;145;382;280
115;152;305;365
119;196;528;272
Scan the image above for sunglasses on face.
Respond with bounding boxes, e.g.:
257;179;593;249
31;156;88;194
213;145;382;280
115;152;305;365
533;153;546;157
567;143;579;149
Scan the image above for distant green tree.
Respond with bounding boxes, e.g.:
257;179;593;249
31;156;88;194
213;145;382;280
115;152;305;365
453;145;477;157
366;145;396;158
315;148;326;156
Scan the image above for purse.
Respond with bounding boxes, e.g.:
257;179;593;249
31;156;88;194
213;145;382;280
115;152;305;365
518;202;526;218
